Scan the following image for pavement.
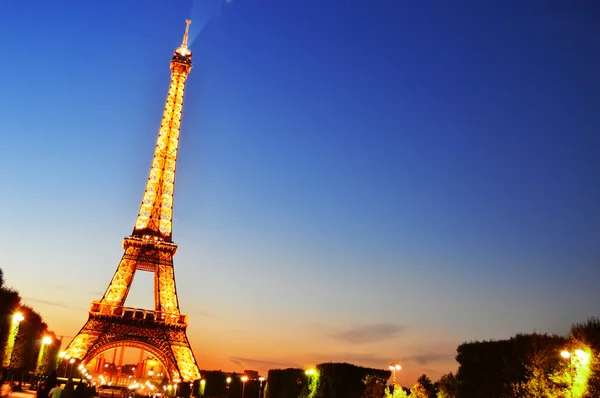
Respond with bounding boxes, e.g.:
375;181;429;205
9;391;37;398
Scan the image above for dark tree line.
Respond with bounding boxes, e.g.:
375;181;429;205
449;317;600;397
0;268;59;381
454;332;566;397
232;318;600;398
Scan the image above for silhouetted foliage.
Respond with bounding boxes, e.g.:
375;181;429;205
436;373;458;398
0;269;21;361
416;374;436;398
362;374;387;398
570;318;600;397
409;381;429;398
265;368;304;398
11;305;47;371
197;370;227;397
455;333;566;398
265;364;389;398
312;363;390;398
0;268;58;378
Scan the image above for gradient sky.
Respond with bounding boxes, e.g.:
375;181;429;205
1;0;600;385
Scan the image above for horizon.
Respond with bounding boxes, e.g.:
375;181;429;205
1;0;599;385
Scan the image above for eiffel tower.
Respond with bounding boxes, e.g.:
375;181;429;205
63;20;201;382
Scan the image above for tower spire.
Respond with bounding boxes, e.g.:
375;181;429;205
181;19;191;49
133;19;193;242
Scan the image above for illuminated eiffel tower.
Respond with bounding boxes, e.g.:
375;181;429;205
63;20;201;382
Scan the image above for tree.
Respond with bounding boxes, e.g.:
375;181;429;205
455;333;567;397
436;373;458;398
362;375;386;398
416;374;436;398
384;385;409;398
409;381;430;398
0;268;21;361
511;343;593;398
570;318;600;397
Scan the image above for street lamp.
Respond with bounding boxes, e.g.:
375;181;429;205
258;377;265;398
241;376;248;398
226;377;231;398
560;349;590;364
575;350;589;364
67;358;75;377
388;362;401;385
2;312;25;368
304;369;316;397
35;336;53;374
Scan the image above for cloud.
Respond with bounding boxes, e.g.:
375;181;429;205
422;367;444;377
22;297;82;310
314;352;390;367
333;323;407;344
229;356;297;369
308;352;454;372
400;353;454;365
196;309;216;318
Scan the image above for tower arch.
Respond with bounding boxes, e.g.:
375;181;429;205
84;341;177;381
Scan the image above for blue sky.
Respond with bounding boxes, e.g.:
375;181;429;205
1;0;600;384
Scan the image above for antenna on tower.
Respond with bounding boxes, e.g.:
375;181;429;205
181;19;192;49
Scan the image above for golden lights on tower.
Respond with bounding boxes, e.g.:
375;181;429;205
62;20;201;383
134;19;193;241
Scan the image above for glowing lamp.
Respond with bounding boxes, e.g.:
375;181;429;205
575;349;590;364
561;350;571;359
42;336;52;345
13;313;24;323
226;377;232;384
241;376;248;382
259;377;265;382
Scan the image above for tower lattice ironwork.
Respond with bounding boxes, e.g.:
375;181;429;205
63;20;201;382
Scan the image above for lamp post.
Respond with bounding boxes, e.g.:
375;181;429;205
225;377;231;398
199;379;205;397
241;376;248;398
388;362;401;385
304;369;315;397
258;377;265;398
68;358;75;378
35;336;53;375
2;312;24;370
560;349;590;386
